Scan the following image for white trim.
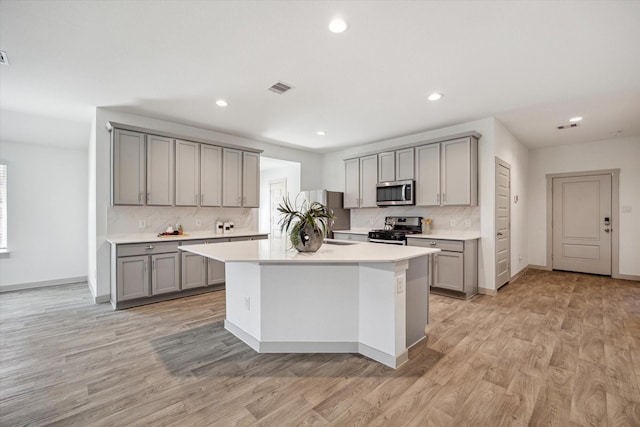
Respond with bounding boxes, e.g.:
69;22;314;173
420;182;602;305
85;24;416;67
224;319;409;368
0;276;88;293
478;287;497;296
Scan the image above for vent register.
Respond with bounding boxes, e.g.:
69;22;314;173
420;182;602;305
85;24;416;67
268;81;294;94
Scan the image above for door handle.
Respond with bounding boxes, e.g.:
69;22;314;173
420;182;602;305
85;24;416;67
604;228;610;233
497;232;503;236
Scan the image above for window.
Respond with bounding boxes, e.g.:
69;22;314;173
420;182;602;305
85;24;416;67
0;163;6;250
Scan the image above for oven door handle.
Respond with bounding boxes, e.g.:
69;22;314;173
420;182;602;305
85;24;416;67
368;238;406;245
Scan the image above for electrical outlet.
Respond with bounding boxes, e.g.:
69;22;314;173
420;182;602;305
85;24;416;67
464;219;471;228
396;277;404;294
138;219;146;229
195;218;202;226
622;205;632;213
449;218;456;228
244;297;250;311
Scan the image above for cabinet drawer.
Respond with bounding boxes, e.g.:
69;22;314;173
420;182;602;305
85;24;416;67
229;234;268;242
117;242;179;257
180;238;230;246
407;238;463;252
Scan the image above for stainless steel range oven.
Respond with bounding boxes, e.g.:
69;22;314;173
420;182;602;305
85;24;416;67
368;216;423;245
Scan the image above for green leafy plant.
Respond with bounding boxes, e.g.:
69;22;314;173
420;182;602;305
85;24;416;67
277;195;336;247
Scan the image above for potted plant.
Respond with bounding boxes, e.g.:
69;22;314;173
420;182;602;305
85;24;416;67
277;195;336;252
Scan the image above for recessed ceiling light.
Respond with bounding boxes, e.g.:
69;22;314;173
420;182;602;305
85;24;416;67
569;116;582;122
329;18;348;33
428;92;443;101
215;100;228;107
317;131;327;136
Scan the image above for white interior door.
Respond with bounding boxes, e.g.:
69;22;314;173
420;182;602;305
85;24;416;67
495;159;510;289
269;179;287;239
552;174;612;275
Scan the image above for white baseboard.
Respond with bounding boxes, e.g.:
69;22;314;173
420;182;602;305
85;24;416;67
528;264;552;271
94;294;111;304
0;276;87;293
613;273;640;282
478;287;497;296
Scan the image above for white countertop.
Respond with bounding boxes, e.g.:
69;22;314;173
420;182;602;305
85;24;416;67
106;230;268;244
180;238;439;263
333;229;481;241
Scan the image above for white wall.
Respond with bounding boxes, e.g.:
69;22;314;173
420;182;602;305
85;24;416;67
321;117;497;291
528;136;640;277
0;141;88;288
259;161;301;234
494;119;530;278
92;108;324;300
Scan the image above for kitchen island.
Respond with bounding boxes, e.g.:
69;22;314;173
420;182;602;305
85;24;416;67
180;238;439;368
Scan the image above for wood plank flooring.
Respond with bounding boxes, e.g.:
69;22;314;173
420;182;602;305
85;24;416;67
1;269;639;426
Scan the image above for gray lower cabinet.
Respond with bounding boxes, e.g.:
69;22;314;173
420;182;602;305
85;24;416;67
180;238;231;289
181;251;207;289
407;238;478;299
115;242;180;302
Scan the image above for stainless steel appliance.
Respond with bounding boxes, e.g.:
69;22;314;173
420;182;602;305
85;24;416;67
368;216;423;245
301;190;350;238
376;180;415;206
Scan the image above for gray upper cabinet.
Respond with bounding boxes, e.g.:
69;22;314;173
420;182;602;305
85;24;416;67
222;148;260;207
110;124;261;209
378;152;395;182
395;148;414;181
113;129;145;205
344;158;360;208
222;148;243;207
416;136;478;206
344;155;377;208
441;137;477;206
200;144;222;207
146;135;174;206
175;140;200;206
242;151;260;208
415;143;441;206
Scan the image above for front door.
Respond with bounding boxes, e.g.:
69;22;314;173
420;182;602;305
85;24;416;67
552;174;612;275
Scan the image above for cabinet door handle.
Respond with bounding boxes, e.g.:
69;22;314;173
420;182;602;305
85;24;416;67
152;259;155;270
138;193;142;203
430;241;437;246
147;192;150;203
145;245;154;250
200;194;204;205
437;193;440;203
443;193;446;202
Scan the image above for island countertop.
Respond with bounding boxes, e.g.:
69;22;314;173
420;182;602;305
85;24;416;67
180;238;439;263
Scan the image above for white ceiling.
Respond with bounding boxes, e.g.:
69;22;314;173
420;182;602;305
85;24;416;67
1;1;639;152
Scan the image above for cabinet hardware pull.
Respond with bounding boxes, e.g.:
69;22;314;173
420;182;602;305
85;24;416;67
138;193;142;203
147;192;150;203
153;260;155;270
443;193;446;202
430;242;437;246
437;193;440;203
146;245;154;250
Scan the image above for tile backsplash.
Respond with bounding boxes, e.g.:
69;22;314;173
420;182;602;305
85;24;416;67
350;205;480;231
107;206;258;235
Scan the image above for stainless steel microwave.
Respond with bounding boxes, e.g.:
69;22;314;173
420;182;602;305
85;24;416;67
376;180;415;206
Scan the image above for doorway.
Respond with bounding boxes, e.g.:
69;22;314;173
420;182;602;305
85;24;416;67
546;169;620;277
495;158;511;289
269;179;286;238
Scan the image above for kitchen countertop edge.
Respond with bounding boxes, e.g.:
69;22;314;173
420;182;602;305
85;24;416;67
106;230;268;244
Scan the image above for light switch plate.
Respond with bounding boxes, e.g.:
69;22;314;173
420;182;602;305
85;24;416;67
622;206;632;213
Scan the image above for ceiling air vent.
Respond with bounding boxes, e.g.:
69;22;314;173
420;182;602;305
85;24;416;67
0;51;9;65
557;123;579;130
268;81;294;94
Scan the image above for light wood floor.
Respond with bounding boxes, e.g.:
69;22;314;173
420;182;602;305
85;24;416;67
1;269;639;426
